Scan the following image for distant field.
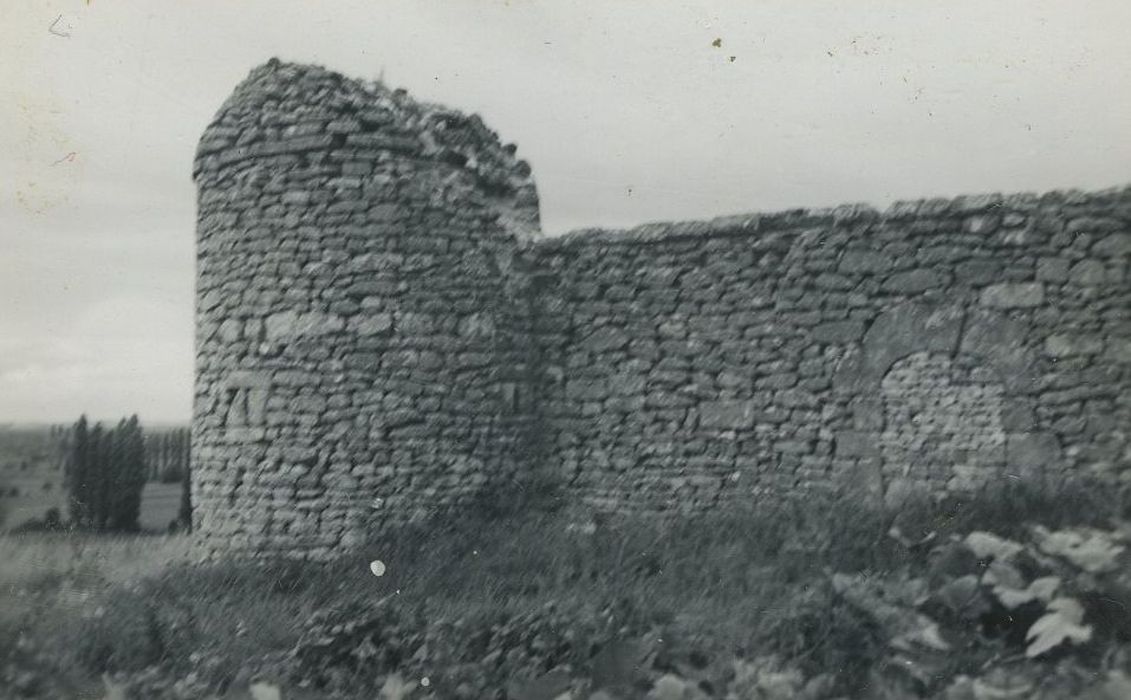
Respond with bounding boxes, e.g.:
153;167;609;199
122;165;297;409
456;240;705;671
0;425;67;530
139;482;184;532
0;474;68;529
0;425;187;532
1;482;184;533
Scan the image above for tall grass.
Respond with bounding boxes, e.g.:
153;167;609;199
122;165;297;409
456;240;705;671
6;478;1126;694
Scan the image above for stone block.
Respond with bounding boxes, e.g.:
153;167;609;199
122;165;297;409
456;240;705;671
1006;432;1061;474
458;312;496;338
851;397;885;430
1044;334;1104;358
1000;401;1036;432
980;283;1044;309
265;310;345;339
811;320;865;344
354;313;393;336
838;250;891;275
282;190;312;206
964;214;1000;235
585;326;630;352
225;427;266;443
1036;257;1069;283
246;388;270;426
218;318;243;342
1092;232;1131;257
955;260;1002;285
756;373;797;390
1068;217;1124;235
835;430;879;459
1106;337;1131;363
225;370;272;389
698;401;755;430
882;269;945;294
775;440;812;455
1068;259;1106;286
777;389;818;409
959;309;1037;394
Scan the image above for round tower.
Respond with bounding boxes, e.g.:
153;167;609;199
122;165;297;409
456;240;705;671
192;60;541;558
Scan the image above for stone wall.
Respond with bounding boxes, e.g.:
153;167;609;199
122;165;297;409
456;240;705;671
526;195;1131;513
193;60;541;558
194;60;1131;558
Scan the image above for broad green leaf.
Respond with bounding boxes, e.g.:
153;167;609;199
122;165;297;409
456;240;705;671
965;532;1024;561
1034;527;1125;573
993;576;1060;609
648;674;694;700
981;559;1025;589
892;620;951;652
1024;597;1092;657
379;674;418;700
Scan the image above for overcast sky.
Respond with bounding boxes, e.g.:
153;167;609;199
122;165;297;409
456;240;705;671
2;1;1129;425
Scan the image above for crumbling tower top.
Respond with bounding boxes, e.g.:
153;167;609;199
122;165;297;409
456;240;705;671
194;58;541;240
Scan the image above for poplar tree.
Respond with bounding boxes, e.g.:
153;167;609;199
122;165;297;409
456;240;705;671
65;415;91;527
64;414;150;532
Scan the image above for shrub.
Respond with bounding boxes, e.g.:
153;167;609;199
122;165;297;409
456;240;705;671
50;478;1130;697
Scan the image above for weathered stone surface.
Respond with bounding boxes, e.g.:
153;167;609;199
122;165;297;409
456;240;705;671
353;313;393;336
1036;257;1069;282
959;310;1037;394
1106;337;1131;363
584;326;630;352
1045;334;1104;358
698;401;755;430
883;269;945;293
265;310;345;339
964;214;1000;235
193;59;1131;561
835;430;878;459
1068;259;1107;286
838;250;891;274
218;318;242;342
955;260;1001;285
833;304;963;394
1006;432;1061;474
811;320;865;344
1092;232;1131;257
1000;401;1036;432
980;283;1044;308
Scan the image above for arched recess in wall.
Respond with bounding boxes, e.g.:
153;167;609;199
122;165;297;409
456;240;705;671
832;303;1060;505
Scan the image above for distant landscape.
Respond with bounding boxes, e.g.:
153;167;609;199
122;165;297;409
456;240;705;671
0;423;189;534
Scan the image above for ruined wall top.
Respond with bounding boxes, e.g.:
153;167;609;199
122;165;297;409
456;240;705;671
193;59;541;240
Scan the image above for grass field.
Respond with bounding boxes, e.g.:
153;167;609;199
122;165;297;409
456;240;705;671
138;483;184;532
0;425;68;532
1;481;1128;698
0;424;188;534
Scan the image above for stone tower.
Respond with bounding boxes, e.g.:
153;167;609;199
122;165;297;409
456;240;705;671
192;60;541;559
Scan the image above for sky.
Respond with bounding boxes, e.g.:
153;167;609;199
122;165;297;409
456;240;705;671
1;1;1129;425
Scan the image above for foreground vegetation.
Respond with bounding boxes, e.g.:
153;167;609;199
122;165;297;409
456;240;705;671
1;482;1129;699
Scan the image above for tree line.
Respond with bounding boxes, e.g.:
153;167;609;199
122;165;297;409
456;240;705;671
61;415;192;533
145;427;191;483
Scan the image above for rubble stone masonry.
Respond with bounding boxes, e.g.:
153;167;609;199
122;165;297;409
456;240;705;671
194;60;1131;558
